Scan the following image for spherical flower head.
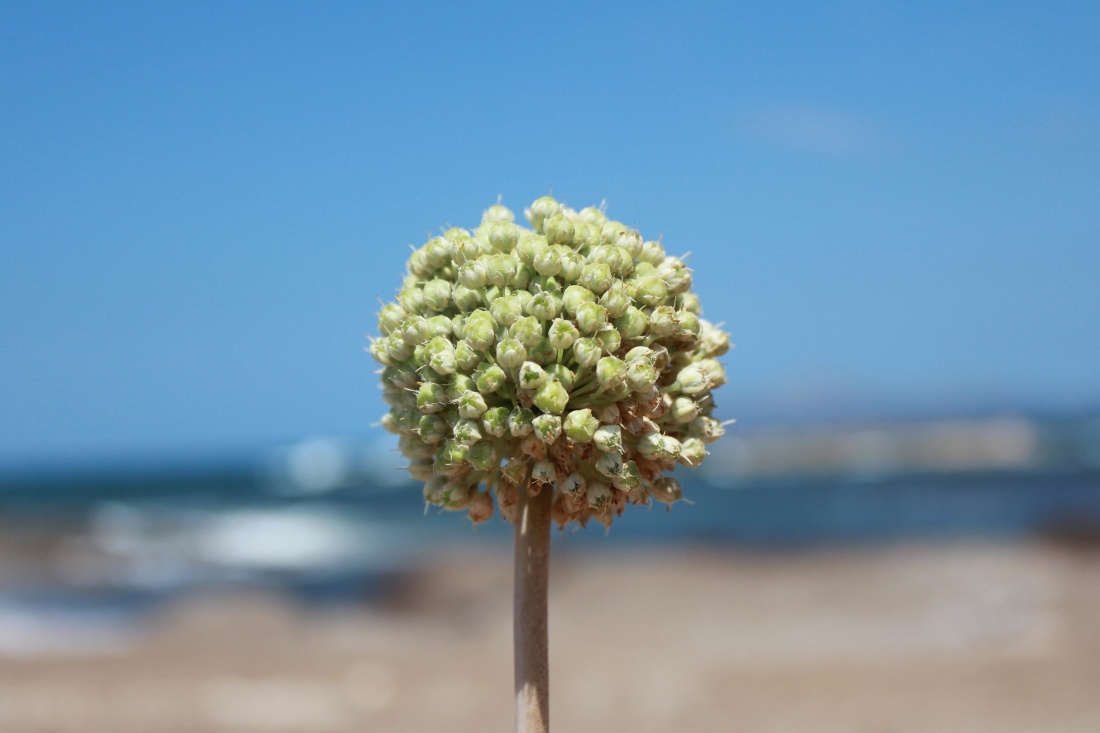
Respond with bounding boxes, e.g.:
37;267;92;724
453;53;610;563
371;196;730;528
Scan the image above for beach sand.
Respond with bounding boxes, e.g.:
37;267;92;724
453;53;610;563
1;540;1099;732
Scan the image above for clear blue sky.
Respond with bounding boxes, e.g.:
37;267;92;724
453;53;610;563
2;2;1098;466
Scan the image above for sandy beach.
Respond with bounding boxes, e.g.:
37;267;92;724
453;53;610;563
1;540;1099;732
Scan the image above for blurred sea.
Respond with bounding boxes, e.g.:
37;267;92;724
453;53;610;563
2;410;1099;657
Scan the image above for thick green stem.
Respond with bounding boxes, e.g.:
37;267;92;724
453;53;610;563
513;474;552;733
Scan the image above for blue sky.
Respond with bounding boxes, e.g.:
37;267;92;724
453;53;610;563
2;2;1098;465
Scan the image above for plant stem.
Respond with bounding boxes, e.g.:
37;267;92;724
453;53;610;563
513;474;552;733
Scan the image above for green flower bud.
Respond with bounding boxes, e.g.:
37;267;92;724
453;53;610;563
599;280;630;318
452;418;482;445
563;408;599;442
490;294;523;327
672;365;708;394
617;304;650;340
686;415;725;443
454;340;480;372
467;441;497;471
495;338;526;369
525;196;561;232
527;291;562;322
457;390;488;419
378;304;406;335
676;310;701;339
408;248;433;279
533;380;569;414
508;406;535;437
658;257;692;293
400;315;430;345
423;476;447;505
626;360;657;391
422;278;452;312
529;337;557;366
575;302;609;334
545;363;575;390
443;481;472;511
399;434;435;460
451;234;482;266
596;328;622;354
484;253;517;287
516;232;548;267
595;356;628;390
426;315;453;339
488;221;520;252
699;320;731;356
416;382;447;413
562;284;596;317
445;375;477;402
612;460;640;491
572;220;603;250
426;336;457;375
559;251;585;282
386;333;412;361
580;262;613;294
542;213;575;246
474;361;507;393
408;459;435;481
379;411;399;434
637;432;682;460
457;259;488;289
648;306;677;336
631;276;668;307
678;437;707;467
509;315;543;349
463;310;496;350
572;337;602;368
513;263;534;290
651;476;683;504
417;414;448;444
434;440;468;476
639;240;666;265
676;292;701;314
548;318;579;349
532;414;562;444
529;243;561;277
482;204;515;225
481;406;510;438
578;206;606;226
518;360;548;390
593;424;623;453
670;396;699;423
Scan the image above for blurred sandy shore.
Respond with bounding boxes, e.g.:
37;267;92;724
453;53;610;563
1;541;1099;733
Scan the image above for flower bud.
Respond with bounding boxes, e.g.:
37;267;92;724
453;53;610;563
445;375;476;402
476;405;508;437
670;396;699;423
626;361;657;391
561;471;586;495
562;284;596;317
559;251;585;282
486;253;518;287
400;315;431;345
525;196;561;232
527;291;562;322
533;380;569;415
595;356;628;390
548;318;579;349
596;329;622;354
672;365;708;394
423;476;447;505
580;262;613;294
468;490;494;524
396;285;424;314
676;310;701;339
490;294;523;327
488;221;520;252
513;263;534;290
545;363;575;390
426;315;453;339
516;233;547;267
451;234;482;266
518;361;548;390
599;280;630;318
457;259;488;289
531;459;557;484
474;362;506;393
699;320;730;356
422;278;452;312
575;302;609;334
467;441;497;470
532;244;562;277
529;337;557;365
651;476;683;504
587;481;612;508
508;406;535;437
426;336;457;375
378;304;406;335
676;292;701;314
614;306;648;340
593;424;623;453
595;450;624;479
452;418;483;445
572;337;602;369
416;382;447;413
687;416;725;443
386;333;412;361
454;340;480;372
637;432;682;460
648;306;677;336
457;390;488;419
631;276;668;307
532;414;562;444
638;239;666;265
563;408;599;442
612;460;640;491
463;310;496;351
502;455;527;484
542;213;575;246
578;206;606;225
434;440;468;475
495;338;526;369
482;204;515;225
443;481;472;511
658;257;692;293
678;437;707;467
509;315;543;349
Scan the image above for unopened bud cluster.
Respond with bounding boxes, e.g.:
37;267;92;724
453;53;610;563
371;197;730;528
